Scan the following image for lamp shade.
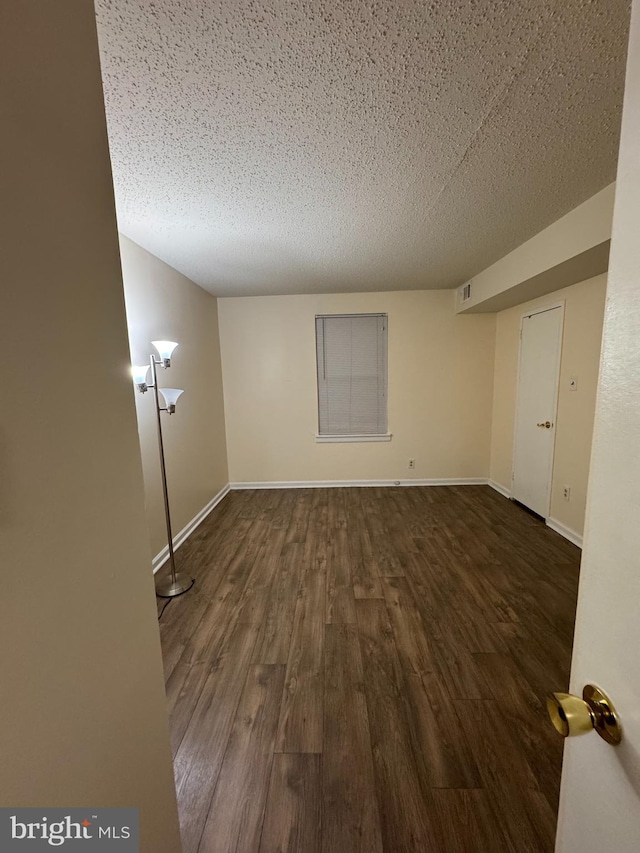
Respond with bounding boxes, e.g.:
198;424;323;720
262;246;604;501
131;364;149;385
158;388;184;410
152;340;179;361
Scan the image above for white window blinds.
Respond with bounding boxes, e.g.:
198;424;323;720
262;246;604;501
316;314;388;436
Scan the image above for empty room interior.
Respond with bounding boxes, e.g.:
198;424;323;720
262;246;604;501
5;1;640;852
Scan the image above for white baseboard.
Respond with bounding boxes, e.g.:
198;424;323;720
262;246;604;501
488;480;511;498
229;478;488;490
485;482;582;547
152;484;231;574
546;517;583;549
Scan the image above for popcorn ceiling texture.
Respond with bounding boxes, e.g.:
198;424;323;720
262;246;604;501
95;0;630;296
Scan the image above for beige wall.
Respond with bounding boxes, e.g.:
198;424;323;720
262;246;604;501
0;5;181;852
120;236;228;559
219;290;496;483
490;273;607;536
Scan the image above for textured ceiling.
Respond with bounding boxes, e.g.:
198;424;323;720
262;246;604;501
96;0;630;296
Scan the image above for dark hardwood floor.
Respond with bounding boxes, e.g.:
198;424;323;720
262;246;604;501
156;485;580;853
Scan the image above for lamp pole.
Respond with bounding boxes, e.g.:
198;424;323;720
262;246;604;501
133;342;193;598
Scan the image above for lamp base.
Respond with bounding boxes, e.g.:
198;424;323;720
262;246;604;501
155;572;194;598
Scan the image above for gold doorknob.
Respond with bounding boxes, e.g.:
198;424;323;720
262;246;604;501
547;684;622;745
536;421;553;428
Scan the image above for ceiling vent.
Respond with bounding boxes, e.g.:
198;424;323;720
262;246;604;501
459;281;472;303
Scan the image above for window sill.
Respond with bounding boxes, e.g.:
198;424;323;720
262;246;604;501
315;433;392;443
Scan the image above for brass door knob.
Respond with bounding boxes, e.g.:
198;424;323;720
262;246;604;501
536;421;553;428
547;684;622;745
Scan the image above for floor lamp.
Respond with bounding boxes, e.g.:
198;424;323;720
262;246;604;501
132;340;194;598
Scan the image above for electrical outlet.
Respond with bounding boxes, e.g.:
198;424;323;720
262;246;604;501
408;459;416;469
563;486;571;501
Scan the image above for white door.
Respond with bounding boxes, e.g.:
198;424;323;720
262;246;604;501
555;3;640;849
512;306;563;516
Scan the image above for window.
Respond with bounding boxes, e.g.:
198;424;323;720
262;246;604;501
315;313;389;441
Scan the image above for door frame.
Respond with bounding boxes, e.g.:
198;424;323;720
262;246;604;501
511;301;565;518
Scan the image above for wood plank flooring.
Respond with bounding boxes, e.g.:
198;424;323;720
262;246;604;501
156;486;580;853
